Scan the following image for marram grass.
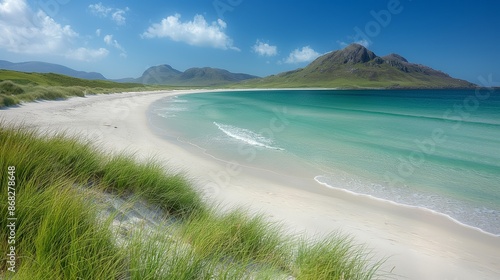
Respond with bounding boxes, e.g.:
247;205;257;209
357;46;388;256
294;234;384;280
0;177;126;279
0;122;389;279
101;155;203;217
179;208;292;269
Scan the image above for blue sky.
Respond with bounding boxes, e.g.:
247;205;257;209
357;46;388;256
0;0;499;86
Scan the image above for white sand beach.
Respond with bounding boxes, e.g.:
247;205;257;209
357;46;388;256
1;90;499;280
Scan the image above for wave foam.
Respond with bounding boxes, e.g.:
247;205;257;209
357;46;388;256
314;175;500;236
213;122;284;151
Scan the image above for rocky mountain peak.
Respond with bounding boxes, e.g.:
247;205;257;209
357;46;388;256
313;44;378;66
338;44;378;64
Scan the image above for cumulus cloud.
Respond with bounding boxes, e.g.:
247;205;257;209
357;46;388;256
104;34;126;58
252;40;278;57
142;14;238;51
0;0;77;54
0;0;108;61
285;46;321;64
89;2;129;25
66;47;109;61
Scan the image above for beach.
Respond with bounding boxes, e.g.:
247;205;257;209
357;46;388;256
1;90;499;280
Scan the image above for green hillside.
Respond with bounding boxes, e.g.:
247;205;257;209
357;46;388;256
236;44;476;89
0;70;142;88
0;70;152;108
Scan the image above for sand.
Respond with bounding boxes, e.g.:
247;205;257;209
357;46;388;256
1;90;499;279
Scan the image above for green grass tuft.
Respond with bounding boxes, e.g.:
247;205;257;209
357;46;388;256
180;208;292;269
101;156;204;217
0;95;19;107
0;81;25;95
294;234;384;280
126;226;218;279
0;177;126;279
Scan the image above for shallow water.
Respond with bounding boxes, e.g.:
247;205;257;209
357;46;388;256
149;89;500;235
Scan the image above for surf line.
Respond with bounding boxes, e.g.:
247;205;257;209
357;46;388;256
213;122;284;151
206;107;291;193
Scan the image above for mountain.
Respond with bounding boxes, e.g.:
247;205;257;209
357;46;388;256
137;65;259;86
136;65;183;84
0;60;106;80
241;44;475;89
178;67;259;86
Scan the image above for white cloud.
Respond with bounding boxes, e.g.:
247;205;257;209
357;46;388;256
111;9;127;25
253;40;277;57
285;46;321;64
104;34;126;58
338;39;371;48
96;29;101;37
142;14;239;51
0;0;27;22
89;2;128;26
217;19;227;29
0;0;77;54
88;3;111;17
103;35;112;45
355;39;370;47
66;47;109;61
0;0;109;61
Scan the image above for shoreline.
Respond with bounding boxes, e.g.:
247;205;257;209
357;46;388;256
159;120;499;238
159;121;500;238
314;176;499;238
1;90;499;279
150;90;499;237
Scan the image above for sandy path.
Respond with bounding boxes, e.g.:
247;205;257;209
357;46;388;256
1;90;499;280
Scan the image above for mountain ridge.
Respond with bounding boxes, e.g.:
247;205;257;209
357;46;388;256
137;65;259;86
241;44;476;89
0;60;259;86
0;60;107;80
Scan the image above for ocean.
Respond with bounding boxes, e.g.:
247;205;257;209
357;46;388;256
148;89;500;235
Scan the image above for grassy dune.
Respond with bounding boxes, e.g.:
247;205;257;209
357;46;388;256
0;70;168;108
0;123;389;279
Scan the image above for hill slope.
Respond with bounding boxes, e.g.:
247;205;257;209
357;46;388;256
0;69;140;88
0;60;106;80
138;65;259;86
240;44;475;89
0;69;148;107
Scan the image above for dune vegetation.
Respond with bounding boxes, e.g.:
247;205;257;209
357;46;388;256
0;70;174;108
0;122;389;279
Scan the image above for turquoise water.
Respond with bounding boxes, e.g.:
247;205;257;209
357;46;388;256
149;89;500;235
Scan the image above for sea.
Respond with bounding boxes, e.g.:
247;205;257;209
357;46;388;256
148;89;500;235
